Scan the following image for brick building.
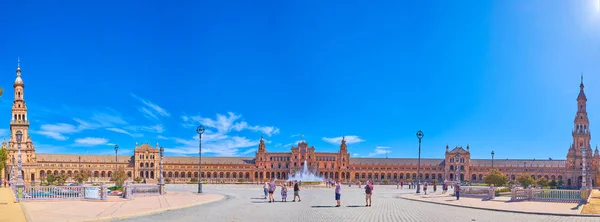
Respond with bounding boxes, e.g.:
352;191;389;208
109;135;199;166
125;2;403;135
1;63;599;188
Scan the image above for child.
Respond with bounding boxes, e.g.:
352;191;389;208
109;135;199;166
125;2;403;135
281;184;288;202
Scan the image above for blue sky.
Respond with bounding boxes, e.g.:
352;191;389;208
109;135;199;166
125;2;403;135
1;1;600;159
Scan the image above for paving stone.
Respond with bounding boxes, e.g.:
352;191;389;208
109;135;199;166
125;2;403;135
118;184;600;222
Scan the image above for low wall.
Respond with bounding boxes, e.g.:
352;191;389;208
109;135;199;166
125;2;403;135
123;184;161;199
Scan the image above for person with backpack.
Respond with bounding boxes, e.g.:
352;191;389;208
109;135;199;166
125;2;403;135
364;180;373;207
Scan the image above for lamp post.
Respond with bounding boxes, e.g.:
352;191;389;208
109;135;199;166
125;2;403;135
581;147;588;190
197;125;205;194
16;131;24;201
159;146;165;194
416;130;424;194
114;145;119;172
10;156;15;186
491;151;495;169
455;153;460;183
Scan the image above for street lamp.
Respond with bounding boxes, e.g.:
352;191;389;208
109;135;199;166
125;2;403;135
491;151;495;169
10;156;15;186
581;147;588;190
159;146;165;194
114;145;119;171
197;125;205;194
16;131;24;200
416;130;424;194
455;153;460;184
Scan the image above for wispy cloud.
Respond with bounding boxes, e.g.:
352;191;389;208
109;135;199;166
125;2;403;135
182;112;280;137
290;134;301;138
322;135;365;145
36;123;81;140
74;137;109;146
241;148;257;155
366;146;391;157
0;129;9;138
106;128;143;137
131;94;170;120
170;112;276;156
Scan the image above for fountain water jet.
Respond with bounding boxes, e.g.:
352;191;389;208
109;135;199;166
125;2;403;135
287;160;324;183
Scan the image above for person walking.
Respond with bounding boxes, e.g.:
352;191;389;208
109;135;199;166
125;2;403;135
293;180;301;202
400;181;404;189
442;183;448;194
263;182;269;199
423;183;428;195
3;180;6;188
365;181;373;207
281;183;288;202
268;179;276;203
455;184;461;200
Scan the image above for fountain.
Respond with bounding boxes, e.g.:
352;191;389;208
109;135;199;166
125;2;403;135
287;160;324;185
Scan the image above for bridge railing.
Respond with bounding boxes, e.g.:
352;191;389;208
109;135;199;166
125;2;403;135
510;188;584;203
16;185;108;201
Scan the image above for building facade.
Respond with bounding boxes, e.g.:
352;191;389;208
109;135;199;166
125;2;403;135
1;63;599;188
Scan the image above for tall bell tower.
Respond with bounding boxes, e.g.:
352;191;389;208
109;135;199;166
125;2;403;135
566;75;594;188
7;59;36;183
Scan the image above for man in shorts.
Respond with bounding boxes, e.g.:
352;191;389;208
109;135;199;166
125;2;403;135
335;180;342;207
293;180;301;202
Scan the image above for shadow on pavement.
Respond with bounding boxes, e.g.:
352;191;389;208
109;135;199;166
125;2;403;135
311;206;336;208
346;205;367;208
250;198;266;199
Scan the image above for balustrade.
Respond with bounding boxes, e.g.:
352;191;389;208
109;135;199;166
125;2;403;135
510;188;584;203
15;185;107;201
126;184;161;197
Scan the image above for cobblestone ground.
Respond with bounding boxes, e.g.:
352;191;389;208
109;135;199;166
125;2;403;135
118;184;598;222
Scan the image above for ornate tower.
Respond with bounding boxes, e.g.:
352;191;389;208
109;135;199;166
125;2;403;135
566;76;594;188
7;59;36;183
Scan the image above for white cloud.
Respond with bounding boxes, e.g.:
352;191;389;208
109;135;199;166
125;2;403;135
353;153;360;157
131;94;170;119
181;112;280;136
74;137;109;146
170;112;274;156
106;128;143;137
36;123;80;140
0;129;9;138
157;135;169;140
322;135;365;145
241;148;257;155
366;146;391;157
282;140;304;148
290;134;300;138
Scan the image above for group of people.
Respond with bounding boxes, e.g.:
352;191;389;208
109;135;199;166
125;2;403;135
333;179;374;207
260;179;375;207
263;179;302;203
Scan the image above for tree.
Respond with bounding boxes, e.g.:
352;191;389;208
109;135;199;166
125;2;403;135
0;145;7;181
55;174;68;185
557;180;564;187
46;174;57;185
549;179;557;187
133;177;143;184
74;171;91;185
516;175;535;188
536;177;549;188
111;167;128;187
483;169;508;187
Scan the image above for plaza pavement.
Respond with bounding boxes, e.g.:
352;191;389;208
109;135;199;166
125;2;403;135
21;191;224;222
117;184;600;222
400;191;584;215
0;187;27;222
